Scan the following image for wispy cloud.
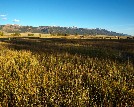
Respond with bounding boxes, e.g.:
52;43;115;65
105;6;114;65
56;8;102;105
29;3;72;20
13;19;20;22
0;14;8;20
0;14;7;17
2;17;7;20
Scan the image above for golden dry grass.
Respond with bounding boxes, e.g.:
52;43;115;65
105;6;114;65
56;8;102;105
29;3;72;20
1;32;132;40
0;38;133;106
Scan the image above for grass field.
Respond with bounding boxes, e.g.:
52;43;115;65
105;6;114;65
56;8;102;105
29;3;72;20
0;37;134;106
1;33;133;39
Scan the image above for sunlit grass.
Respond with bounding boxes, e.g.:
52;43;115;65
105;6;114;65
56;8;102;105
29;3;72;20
0;39;134;106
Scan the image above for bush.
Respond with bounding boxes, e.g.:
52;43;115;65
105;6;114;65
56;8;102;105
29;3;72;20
39;34;41;37
28;34;34;36
11;32;21;36
0;31;4;36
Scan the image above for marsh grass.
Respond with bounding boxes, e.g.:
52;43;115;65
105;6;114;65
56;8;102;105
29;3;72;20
0;38;134;106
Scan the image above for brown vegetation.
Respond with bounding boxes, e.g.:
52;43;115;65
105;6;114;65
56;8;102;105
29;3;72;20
0;38;134;106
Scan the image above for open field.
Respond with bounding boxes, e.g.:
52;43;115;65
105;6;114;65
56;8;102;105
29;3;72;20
0;37;134;106
1;33;134;39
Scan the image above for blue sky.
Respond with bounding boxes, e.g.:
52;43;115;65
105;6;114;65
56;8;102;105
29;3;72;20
0;0;134;35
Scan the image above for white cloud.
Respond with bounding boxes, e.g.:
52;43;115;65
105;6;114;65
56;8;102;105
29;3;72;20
13;19;20;22
2;17;7;20
0;14;7;17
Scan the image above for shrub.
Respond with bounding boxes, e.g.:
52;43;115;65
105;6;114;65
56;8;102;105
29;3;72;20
0;31;4;36
11;32;21;36
28;33;34;36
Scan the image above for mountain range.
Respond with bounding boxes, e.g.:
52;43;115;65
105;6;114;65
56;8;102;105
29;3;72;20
0;24;130;36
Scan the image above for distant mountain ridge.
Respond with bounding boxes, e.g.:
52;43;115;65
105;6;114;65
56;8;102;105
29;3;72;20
0;24;130;36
